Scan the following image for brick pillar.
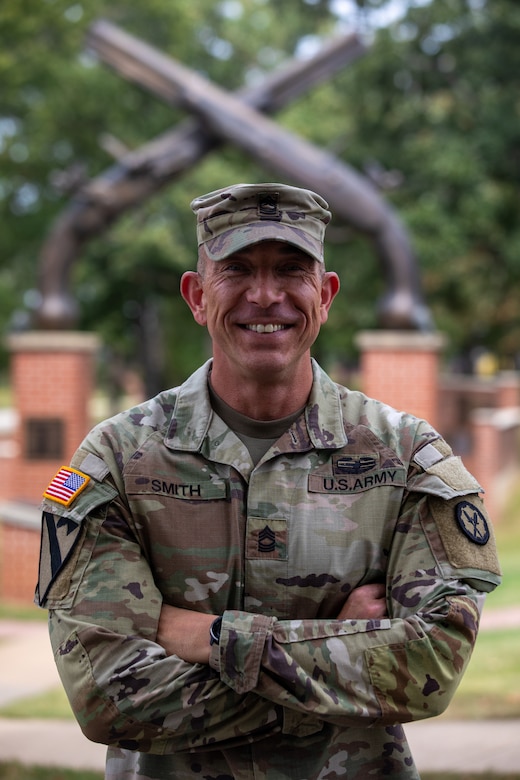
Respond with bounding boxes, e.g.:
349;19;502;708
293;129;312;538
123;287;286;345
469;409;500;520
355;331;445;429
467;409;496;494
496;371;520;409
0;506;41;602
5;331;99;503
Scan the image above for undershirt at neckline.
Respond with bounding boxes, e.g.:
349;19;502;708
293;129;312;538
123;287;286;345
208;380;305;465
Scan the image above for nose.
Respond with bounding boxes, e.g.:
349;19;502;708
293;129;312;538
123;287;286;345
245;270;285;307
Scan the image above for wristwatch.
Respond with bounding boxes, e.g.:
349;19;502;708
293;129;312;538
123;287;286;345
209;616;222;646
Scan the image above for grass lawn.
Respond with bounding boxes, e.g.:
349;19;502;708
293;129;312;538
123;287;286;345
0;602;47;622
442;626;520;719
486;477;520;609
0;687;74;719
0;767;103;779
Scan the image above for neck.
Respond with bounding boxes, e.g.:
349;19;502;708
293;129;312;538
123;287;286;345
209;360;313;420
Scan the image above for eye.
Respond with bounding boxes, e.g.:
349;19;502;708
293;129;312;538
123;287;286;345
279;261;310;275
221;260;250;274
276;248;315;275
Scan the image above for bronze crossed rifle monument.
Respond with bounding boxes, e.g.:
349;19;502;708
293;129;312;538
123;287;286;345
35;19;432;333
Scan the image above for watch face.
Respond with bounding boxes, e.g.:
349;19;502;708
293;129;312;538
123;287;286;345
210;616;222;645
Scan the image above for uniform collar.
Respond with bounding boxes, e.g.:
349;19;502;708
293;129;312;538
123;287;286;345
305;359;349;449
165;360;214;451
164;358;348;453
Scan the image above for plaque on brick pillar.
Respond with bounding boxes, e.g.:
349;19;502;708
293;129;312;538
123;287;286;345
355;330;446;429
25;418;65;460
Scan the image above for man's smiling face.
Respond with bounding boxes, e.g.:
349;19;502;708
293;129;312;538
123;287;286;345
182;240;339;389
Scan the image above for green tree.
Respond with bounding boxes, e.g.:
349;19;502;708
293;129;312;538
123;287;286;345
1;0;519;396
325;0;520;368
0;0;349;393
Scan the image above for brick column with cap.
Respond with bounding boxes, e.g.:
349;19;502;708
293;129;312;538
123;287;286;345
0;331;99;602
4;331;99;503
355;331;445;429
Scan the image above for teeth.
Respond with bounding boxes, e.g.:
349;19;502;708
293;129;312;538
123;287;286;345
245;324;285;333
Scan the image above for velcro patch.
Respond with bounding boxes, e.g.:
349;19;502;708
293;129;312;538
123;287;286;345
43;466;90;507
430;495;501;576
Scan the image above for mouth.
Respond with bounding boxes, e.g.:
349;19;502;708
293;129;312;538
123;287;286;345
241;323;290;333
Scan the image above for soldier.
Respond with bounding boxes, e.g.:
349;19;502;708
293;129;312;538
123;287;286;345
37;183;501;779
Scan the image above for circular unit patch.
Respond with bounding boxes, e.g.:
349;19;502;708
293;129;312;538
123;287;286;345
456;500;490;545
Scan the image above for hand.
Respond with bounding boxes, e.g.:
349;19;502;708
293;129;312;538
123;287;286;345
337;582;388;621
157;604;215;664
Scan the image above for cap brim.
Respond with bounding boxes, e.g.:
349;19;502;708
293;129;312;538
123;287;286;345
202;220;324;263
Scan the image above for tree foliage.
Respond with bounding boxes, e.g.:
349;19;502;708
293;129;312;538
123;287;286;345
1;0;519;395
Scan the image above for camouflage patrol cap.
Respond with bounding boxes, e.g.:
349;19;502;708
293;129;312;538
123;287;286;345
191;182;331;263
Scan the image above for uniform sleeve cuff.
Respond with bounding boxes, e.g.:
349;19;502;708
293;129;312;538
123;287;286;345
209;611;275;693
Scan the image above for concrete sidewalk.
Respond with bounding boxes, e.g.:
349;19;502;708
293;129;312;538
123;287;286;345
0;614;518;774
0;718;106;771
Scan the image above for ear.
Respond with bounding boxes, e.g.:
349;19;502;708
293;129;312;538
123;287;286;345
180;271;207;326
319;271;340;324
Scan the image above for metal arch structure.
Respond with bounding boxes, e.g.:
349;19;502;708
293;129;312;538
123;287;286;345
35;20;432;332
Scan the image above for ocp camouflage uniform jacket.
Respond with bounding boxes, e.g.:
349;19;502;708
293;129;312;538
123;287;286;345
36;359;501;780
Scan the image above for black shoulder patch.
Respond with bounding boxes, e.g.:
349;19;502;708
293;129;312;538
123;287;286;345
36;511;83;607
456;500;490;545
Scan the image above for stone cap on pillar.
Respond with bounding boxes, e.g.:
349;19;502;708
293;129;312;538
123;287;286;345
355;330;446;353
471;406;520;430
5;331;100;354
0;500;41;531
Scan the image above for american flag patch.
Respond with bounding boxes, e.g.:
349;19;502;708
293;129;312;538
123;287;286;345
43;466;90;506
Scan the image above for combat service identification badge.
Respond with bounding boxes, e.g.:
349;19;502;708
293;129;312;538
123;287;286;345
43;466;90;507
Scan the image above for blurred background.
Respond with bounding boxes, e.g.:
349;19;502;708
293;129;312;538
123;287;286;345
1;0;519;397
0;1;519;776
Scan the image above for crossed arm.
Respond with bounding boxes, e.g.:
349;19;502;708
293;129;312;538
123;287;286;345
157;582;387;664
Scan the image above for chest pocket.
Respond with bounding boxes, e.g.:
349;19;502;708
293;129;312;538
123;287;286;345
123;470;233;609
